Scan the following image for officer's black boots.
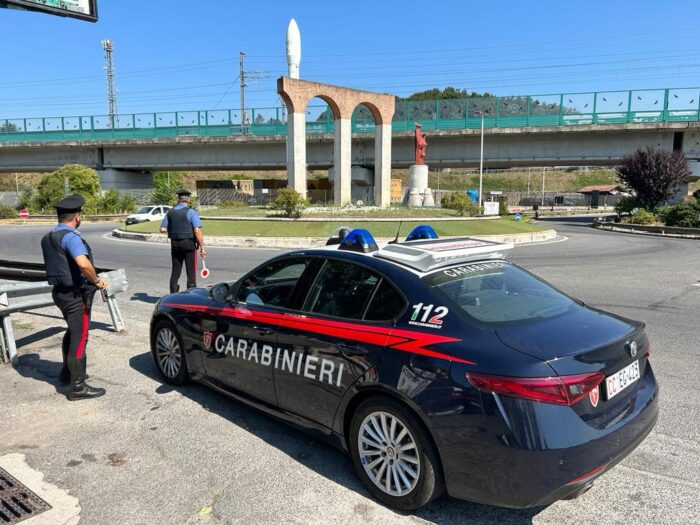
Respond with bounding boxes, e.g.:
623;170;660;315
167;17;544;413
66;357;104;401
67;383;106;401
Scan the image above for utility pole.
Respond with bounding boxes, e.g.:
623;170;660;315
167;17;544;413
239;51;246;132
527;167;531;194
101;39;117;125
541;167;546;206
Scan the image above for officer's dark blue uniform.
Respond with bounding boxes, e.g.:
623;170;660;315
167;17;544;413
160;189;204;293
40;194;106;400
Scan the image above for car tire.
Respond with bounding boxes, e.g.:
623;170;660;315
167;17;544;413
349;397;444;510
151;319;189;385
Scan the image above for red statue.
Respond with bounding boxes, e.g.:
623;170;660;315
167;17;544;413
414;123;427;165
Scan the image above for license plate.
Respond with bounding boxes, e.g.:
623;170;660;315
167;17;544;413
605;360;640;400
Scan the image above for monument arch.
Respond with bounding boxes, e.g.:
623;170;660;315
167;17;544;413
277;76;395;206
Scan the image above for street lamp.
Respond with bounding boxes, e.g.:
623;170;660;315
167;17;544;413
474;108;491;211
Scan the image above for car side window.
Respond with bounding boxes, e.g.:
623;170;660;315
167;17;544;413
236;258;311;308
304;260;379;320
364;279;405;322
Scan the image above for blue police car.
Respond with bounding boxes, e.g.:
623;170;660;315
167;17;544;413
149;226;658;510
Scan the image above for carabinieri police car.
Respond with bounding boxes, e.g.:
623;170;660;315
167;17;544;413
150;226;658;510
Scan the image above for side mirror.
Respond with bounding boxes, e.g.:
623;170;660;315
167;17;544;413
209;282;231;302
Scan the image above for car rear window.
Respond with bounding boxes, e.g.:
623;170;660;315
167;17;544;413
423;261;576;324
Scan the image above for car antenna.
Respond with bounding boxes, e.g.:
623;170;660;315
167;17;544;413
389;220;403;244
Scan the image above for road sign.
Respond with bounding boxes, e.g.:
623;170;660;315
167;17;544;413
0;0;98;22
19;209;28;219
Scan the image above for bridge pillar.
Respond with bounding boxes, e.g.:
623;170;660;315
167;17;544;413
98;169;153;192
286;111;307;197
374;123;392;207
334;118;352;206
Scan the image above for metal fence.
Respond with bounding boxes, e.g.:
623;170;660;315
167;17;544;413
2;86;700;143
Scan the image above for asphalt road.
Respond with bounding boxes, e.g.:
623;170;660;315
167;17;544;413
0;220;698;524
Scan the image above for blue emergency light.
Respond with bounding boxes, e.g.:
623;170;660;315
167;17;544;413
338;229;378;253
405;225;439;242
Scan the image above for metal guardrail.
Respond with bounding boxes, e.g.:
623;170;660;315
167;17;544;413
0;266;129;366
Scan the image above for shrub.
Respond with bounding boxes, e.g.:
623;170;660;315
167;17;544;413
149;171;186;205
614;195;638;216
440;192;480;216
271;188;308;218
616;147;691;210
693;188;700;203
628;209;657;225
498;199;509;216
219;199;248;208
662;203;700;228
0;204;16;219
119;193;137;213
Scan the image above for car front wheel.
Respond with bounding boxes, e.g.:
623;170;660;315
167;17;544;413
151;320;189;385
349;397;444;510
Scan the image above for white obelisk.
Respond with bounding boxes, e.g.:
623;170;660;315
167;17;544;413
286;18;301;79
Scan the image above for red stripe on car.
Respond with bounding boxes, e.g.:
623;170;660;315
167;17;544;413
167;303;475;365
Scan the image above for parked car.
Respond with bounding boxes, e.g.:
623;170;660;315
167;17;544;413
149;226;658;511
125;205;171;225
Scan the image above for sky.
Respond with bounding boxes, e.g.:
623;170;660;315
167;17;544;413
1;0;700;120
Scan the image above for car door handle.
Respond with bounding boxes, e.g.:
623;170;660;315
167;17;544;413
252;325;274;335
337;343;368;356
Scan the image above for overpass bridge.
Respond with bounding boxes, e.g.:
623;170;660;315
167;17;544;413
1;86;700;179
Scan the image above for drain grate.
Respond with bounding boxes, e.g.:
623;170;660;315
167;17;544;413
0;467;52;524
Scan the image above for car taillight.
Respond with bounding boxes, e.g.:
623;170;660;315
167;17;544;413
466;371;605;406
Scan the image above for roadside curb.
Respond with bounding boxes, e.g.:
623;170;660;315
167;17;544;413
112;228;557;249
593;222;700;239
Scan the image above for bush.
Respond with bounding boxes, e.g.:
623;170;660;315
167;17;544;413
498;199;508;216
17;184;38;212
95;189;137;214
628;209;657;225
693;189;700;203
662;203;700;228
119;193;137;213
219;199;248;208
0;204;16;219
615;195;638;216
270;188;308;218
440;192;480;216
616;147;691;210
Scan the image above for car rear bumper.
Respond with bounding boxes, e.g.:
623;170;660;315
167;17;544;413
434;367;659;508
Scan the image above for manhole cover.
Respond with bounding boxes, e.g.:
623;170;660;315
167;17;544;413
0;467;51;524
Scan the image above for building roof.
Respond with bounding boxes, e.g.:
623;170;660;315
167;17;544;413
577;184;625;194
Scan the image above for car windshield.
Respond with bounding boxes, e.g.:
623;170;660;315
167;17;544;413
136;206;154;214
423;261;576;324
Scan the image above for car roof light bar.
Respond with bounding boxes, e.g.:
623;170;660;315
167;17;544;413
405;225;439;242
375;237;513;272
338;228;379;253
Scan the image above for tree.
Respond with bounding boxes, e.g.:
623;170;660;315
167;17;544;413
254;113;266;124
616;147;691;210
150;171;185;205
0;122;19;133
53;164;102;212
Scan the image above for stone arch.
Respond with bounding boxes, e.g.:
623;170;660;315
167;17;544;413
277;76;395;206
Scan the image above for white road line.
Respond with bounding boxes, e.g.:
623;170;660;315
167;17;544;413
618;464;700;490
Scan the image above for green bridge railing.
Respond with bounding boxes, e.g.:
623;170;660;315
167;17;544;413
1;87;699;143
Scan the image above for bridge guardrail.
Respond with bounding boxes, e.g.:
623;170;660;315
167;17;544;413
0;266;129;366
2;86;700;143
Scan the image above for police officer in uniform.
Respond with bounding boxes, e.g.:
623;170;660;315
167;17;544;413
159;189;206;293
40;194;108;401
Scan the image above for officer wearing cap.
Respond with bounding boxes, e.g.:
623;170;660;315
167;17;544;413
159;189;206;293
40;194;108;401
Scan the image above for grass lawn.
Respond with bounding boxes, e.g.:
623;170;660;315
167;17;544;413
125;217;544;237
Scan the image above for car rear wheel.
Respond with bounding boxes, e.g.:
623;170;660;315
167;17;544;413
151;320;189;385
349;397;444;510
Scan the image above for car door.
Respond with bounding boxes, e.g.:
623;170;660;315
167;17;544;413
274;258;406;429
199;256;315;406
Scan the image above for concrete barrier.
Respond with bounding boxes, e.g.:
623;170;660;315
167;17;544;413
112;228;557;250
594;221;700;239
